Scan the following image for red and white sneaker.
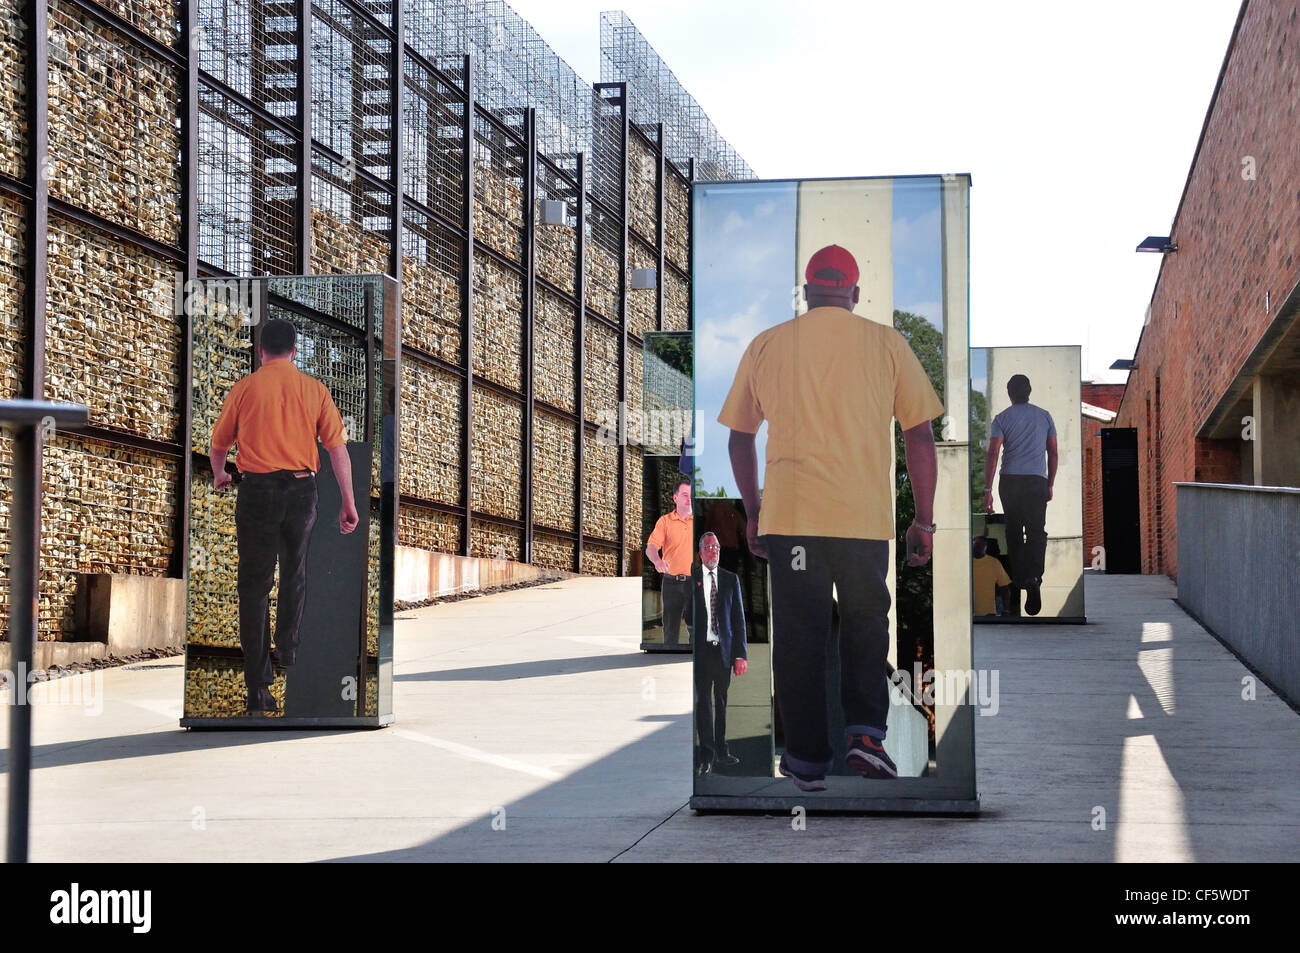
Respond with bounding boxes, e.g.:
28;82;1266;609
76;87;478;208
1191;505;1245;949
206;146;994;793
846;734;898;779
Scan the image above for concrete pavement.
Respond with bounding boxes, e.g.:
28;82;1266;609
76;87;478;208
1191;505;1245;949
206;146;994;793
1;573;1297;861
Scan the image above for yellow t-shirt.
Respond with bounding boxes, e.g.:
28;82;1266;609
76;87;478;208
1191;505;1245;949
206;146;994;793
718;307;944;540
972;554;1012;615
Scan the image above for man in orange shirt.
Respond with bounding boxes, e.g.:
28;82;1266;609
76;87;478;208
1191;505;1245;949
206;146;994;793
645;478;695;646
210;318;359;714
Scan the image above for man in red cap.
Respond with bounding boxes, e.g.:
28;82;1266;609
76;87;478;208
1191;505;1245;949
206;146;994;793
719;243;942;791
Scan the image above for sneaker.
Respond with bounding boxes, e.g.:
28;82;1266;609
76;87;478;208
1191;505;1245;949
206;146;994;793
846;734;898;779
778;754;827;792
1024;581;1042;616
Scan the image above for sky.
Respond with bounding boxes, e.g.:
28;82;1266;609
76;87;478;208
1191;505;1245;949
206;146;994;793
499;0;1243;383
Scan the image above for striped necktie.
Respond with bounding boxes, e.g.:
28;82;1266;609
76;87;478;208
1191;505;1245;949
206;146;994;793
709;570;719;635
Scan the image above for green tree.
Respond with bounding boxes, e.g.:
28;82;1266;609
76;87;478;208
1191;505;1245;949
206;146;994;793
891;311;944;658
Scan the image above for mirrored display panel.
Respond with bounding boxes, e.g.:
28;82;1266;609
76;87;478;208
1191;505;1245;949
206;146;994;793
970;346;1085;622
641;332;695;652
181;274;398;726
691;176;976;810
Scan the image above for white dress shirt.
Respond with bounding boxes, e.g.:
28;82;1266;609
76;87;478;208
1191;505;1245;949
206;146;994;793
703;567;719;644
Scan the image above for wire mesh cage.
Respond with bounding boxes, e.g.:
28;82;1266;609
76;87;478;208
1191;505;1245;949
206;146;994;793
399;358;462;505
197;0;299;120
583;316;618;432
311;148;393;275
627;234;657;340
404;0;470;81
48;0;182;244
39;434;178;638
469;387;522;520
400;202;462;363
398;504;461;555
198;84;299;276
533;286;576;414
473;111;526;262
585;198;620;323
403;50;465;218
531;408;575;533
0;193;25;401
469;517;520;560
471;251;523;391
582;428;618;543
101;0;181;47
535;157;579;296
0;0;28;180
312;0;394;185
600;10;753;181
628;129;658;244
44;216;182;443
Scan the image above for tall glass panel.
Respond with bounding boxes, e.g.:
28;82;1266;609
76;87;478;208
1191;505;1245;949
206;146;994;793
182;274;398;726
691;176;976;811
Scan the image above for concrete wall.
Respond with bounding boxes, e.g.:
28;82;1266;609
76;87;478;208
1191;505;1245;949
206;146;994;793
1176;483;1300;705
394;545;568;603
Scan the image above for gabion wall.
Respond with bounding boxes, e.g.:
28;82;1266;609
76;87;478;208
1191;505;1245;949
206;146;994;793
0;0;26;181
0;194;24;400
44;217;181;442
0;0;718;644
400;361;463;505
47;0;181;245
40;434;177;635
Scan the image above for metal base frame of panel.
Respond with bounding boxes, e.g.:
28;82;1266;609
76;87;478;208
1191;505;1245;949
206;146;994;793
690;795;980;815
181;714;395;729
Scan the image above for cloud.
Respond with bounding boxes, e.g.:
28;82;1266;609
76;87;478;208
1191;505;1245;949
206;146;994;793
695;297;772;384
892;206;942;258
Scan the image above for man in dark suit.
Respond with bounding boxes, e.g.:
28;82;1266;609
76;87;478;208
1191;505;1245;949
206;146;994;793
694;532;748;776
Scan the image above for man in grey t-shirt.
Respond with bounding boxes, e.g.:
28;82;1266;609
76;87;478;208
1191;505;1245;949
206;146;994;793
982;374;1057;615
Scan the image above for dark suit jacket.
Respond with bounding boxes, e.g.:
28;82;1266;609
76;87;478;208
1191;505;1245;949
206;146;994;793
693;565;747;670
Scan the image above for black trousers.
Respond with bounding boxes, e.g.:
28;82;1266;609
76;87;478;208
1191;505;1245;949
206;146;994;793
236;472;318;694
764;535;890;775
695;641;731;765
661;575;693;645
1000;473;1049;588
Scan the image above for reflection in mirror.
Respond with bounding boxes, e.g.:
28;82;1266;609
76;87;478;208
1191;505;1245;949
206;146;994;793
641;332;695;653
182;274;396;726
691;176;969;804
970;346;1085;622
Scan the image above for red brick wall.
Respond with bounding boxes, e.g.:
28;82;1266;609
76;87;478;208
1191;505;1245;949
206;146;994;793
1114;0;1300;579
1081;383;1125;567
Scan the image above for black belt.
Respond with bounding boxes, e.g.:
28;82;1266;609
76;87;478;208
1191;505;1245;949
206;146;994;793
243;469;314;481
666;573;690;581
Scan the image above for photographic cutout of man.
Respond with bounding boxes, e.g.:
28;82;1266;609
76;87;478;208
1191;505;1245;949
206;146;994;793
982;373;1057;616
645;478;695;646
694;532;748;776
720;244;943;791
210;318;359;714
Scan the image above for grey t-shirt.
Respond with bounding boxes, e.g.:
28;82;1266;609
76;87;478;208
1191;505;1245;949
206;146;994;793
991;403;1056;477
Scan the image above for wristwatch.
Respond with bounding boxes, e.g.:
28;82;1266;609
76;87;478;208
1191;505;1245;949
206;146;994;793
911;518;936;534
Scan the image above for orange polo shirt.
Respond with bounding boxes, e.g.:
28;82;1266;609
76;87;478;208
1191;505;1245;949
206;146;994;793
647;510;694;576
211;358;347;474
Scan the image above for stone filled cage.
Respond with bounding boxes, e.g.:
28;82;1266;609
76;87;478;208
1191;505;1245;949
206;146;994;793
0;0;751;642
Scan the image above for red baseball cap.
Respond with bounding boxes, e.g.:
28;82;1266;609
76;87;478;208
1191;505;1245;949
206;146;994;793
805;245;859;287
